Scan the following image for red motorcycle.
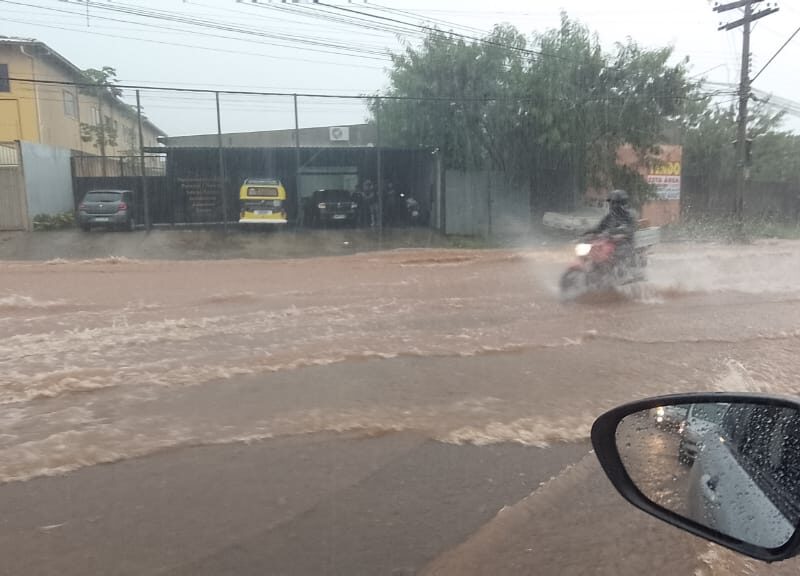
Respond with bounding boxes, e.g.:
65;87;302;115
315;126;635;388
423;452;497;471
559;232;647;301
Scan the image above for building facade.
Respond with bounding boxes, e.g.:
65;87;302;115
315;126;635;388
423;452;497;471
0;38;164;154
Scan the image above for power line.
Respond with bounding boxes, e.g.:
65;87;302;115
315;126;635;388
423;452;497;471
1;16;388;70
751;24;800;82
314;1;576;63
188;0;399;41
250;2;426;45
5;75;731;104
0;0;391;61
367;3;490;36
67;0;389;55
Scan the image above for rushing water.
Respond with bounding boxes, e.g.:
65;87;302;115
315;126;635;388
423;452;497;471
1;242;799;484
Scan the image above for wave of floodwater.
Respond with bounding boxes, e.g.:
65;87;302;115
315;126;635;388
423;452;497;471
0;294;67;311
3;243;800;484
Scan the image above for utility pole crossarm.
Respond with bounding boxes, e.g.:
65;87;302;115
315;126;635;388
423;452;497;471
718;7;779;31
713;0;763;12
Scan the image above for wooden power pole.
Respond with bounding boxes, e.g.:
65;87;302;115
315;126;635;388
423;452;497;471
714;0;779;232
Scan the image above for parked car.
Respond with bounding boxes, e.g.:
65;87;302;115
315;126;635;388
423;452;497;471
77;189;136;231
238;178;288;226
677;402;729;465
304;189;358;227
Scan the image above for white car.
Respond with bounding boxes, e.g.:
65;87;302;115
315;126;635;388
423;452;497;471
686;403;800;549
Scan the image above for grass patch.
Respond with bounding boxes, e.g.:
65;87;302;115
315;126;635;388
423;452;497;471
33;212;75;231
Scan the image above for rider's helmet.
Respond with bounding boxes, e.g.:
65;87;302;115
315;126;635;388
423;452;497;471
607;189;629;214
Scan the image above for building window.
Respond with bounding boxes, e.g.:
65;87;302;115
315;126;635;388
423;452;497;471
0;64;9;92
91;106;100;125
63;90;77;118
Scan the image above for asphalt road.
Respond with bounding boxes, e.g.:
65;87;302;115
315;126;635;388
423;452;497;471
1;430;589;576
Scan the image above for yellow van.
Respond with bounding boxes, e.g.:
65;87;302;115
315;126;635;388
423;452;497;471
238;179;288;225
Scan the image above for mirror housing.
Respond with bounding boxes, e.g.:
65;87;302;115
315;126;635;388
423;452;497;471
592;393;800;563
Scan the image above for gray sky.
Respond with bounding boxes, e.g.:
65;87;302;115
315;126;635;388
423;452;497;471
3;0;799;135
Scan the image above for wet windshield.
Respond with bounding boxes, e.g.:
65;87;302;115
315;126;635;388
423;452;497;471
2;1;799;575
690;403;729;423
246;186;279;198
84;191;123;202
316;190;352;202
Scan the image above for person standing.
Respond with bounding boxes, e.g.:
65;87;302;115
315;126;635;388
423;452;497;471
362;179;378;228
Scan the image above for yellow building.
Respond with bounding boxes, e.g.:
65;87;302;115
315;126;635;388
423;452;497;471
0;38;164;154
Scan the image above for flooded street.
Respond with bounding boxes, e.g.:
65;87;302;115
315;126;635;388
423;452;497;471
2;235;800;575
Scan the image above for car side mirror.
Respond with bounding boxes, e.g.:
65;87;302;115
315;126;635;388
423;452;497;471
592;393;800;563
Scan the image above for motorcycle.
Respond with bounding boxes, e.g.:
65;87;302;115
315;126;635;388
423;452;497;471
559;232;648;301
398;192;424;226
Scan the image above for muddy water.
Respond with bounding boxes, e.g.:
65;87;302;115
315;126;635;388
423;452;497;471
2;241;800;571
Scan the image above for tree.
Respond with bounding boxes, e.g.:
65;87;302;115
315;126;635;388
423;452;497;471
81;66;123;97
372;15;695;209
683;99;787;183
79;66;121;158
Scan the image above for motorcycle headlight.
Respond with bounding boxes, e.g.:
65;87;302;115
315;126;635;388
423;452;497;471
575;243;592;257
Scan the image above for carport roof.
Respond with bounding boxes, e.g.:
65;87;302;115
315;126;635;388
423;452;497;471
143;146;438;154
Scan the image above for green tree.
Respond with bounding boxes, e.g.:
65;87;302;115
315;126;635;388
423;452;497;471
372;15;695;209
81;66;123;97
682;99;787;184
79;66;120;157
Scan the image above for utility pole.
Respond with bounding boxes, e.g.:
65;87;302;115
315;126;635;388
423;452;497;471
714;0;779;233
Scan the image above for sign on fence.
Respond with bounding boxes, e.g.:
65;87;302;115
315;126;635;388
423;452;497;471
646;161;681;200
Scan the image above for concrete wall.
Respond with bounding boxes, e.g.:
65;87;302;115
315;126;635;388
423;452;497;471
445;171;530;237
20;141;73;217
444;170;488;236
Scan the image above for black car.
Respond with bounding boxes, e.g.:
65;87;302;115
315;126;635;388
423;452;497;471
77;190;137;231
305;189;358;227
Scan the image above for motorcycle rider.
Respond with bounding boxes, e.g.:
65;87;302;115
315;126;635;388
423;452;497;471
586;189;636;268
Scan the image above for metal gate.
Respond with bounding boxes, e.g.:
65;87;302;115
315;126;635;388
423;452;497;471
0;142;28;231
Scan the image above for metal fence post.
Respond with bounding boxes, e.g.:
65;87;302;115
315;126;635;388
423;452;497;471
136;90;150;230
216;91;228;233
294;93;301;226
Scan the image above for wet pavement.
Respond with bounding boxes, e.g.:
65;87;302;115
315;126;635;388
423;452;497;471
2;234;800;574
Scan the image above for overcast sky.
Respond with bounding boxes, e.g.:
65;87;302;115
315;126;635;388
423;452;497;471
3;0;799;135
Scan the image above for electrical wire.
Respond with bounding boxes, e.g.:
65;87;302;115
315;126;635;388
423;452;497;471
5;75;733;105
62;0;390;56
367;3;491;36
751;24;800;82
1;16;388;70
0;0;391;61
314;1;577;63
